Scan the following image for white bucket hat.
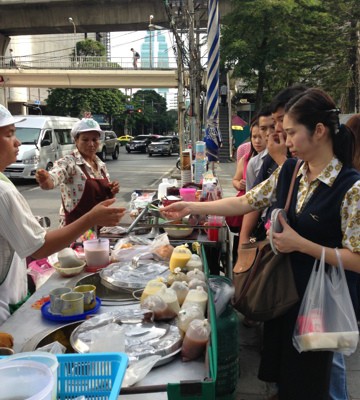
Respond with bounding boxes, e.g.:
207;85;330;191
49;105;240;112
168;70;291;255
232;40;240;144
71;118;104;140
0;104;26;127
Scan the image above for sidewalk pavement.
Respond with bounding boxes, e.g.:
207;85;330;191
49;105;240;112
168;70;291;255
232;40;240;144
208;161;360;400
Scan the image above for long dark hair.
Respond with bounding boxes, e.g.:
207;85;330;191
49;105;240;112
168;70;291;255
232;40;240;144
285;88;354;167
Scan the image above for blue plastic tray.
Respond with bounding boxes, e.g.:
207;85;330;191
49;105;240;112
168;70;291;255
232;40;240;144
41;297;101;322
56;353;128;400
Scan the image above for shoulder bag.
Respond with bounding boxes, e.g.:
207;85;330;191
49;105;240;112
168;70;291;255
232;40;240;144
232;160;301;321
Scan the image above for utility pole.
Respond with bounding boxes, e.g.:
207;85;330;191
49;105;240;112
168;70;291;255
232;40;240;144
188;0;196;147
177;43;186;157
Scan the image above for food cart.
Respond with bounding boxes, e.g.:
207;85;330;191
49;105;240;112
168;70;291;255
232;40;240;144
1;244;238;400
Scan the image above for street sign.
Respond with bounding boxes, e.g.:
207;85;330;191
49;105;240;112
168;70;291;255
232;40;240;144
34;99;41;105
125;104;134;110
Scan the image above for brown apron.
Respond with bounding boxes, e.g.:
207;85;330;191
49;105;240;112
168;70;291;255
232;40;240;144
64;164;113;225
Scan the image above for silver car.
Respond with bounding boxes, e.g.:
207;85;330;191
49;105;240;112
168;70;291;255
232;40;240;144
97;130;120;161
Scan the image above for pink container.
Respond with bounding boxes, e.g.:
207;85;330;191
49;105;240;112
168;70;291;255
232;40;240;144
179;188;197;201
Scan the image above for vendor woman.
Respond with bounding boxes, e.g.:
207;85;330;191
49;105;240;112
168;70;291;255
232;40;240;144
36;118;120;234
0;105;125;325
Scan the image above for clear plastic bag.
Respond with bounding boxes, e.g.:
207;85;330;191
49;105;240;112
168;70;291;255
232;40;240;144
293;248;359;355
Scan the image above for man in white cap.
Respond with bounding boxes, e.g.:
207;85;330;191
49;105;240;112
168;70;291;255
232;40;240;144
0;106;125;326
36;118;120;235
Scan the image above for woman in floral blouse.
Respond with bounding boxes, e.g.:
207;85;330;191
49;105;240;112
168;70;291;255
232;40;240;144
36;118;119;234
162;88;360;400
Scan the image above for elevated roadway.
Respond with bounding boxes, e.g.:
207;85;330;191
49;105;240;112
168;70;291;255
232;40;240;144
0;0;232;36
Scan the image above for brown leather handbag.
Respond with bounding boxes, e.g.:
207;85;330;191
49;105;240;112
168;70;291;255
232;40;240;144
232;160;302;321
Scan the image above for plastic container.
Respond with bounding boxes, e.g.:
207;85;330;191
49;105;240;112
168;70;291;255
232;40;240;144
179;187;197;201
0;359;54;400
83;238;110;272
56;352;128;400
158;178;172;200
4;351;59;400
206;215;224;241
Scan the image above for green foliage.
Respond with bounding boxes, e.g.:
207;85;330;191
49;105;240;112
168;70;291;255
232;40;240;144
221;0;359;112
131;90;170;134
45;88;127;118
76;39;106;57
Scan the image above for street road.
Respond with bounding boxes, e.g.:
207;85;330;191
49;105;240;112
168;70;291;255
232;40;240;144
14;146;177;229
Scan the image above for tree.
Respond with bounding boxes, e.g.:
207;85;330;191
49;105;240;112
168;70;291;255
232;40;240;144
72;38;121;69
132;90;168;135
76;39;106;57
45;88;127;123
221;0;359;112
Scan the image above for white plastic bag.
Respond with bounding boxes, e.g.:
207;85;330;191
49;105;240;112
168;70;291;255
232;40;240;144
293;248;359;355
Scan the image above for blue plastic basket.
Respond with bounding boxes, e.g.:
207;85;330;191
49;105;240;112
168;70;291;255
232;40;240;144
56;353;128;400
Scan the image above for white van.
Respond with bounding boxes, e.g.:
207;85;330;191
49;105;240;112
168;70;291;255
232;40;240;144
4;115;80;179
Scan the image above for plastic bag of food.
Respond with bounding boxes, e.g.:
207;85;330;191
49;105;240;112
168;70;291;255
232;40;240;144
36;341;66;354
141;295;176;320
177;304;205;334
169;244;192;272
182;286;208;315
157;287;180;317
88;323;125;353
140;278;167;303
185;254;203;271
181;319;211;361
122;355;162;387
188;278;208;292
170;281;189;305
187;268;206;282
167;267;188;286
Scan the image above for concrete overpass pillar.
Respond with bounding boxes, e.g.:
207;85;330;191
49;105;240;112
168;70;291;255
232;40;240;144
0;34;10;57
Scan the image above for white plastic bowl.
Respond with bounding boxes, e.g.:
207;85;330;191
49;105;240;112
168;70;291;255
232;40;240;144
164;226;194;239
0;359;54;400
3;351;58;400
53;261;86;277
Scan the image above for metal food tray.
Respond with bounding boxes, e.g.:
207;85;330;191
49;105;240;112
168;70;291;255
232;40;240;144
100;261;170;291
70;308;182;366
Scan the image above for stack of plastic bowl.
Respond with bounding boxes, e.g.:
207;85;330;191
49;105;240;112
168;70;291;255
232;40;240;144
0;359;54;400
0;351;59;400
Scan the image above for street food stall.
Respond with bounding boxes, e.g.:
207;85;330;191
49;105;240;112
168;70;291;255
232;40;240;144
1;245;228;400
0;141;239;399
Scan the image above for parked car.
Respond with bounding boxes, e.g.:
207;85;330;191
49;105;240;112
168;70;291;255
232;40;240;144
147;136;180;157
97;130;120;161
4;115;79;179
117;134;134;146
126;134;159;153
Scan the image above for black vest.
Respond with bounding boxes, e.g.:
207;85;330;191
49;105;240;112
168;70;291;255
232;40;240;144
275;158;360;297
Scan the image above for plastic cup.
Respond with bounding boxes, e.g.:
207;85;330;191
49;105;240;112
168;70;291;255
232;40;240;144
83;238;110;272
206;215;224;241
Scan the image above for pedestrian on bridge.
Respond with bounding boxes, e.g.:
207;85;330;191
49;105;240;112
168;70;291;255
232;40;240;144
0;105;125;325
131;48;140;69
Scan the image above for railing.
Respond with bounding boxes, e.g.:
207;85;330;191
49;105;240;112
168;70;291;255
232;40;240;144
0;55;180;70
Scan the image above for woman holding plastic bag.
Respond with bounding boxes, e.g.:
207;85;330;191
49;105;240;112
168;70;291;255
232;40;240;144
162;88;360;400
